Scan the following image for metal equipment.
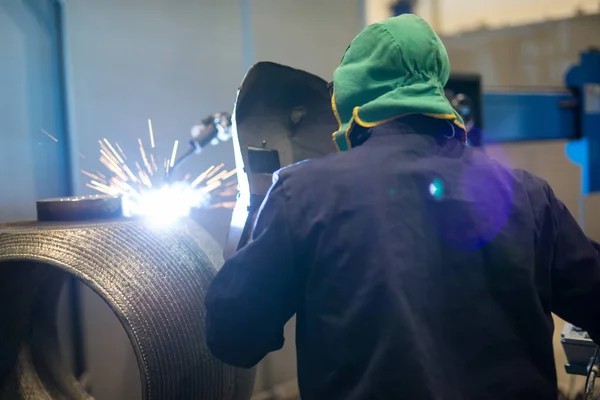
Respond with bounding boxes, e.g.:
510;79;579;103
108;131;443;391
562;323;597;376
169;112;233;174
483;49;600;192
450;49;599;160
0;196;255;399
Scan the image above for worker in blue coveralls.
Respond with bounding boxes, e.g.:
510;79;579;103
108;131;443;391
205;14;600;400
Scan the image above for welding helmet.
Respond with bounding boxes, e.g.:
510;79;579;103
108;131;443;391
225;62;337;257
331;14;465;151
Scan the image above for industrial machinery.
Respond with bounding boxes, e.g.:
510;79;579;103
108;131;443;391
482;50;599;189
0;196;255;399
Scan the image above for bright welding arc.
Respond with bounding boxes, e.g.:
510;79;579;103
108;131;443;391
83;123;239;222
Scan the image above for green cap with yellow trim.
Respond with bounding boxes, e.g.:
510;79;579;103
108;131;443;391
331;14;465;151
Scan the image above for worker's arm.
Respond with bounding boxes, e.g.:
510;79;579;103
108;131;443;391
592;239;600;255
549;189;600;342
204;172;299;368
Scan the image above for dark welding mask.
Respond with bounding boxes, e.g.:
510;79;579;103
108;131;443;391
224;62;338;257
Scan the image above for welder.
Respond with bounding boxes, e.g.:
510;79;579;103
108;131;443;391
205;14;600;399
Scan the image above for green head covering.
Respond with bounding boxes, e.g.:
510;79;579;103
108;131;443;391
331;14;465;151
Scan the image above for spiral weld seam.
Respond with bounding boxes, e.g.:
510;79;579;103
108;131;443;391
0;218;254;399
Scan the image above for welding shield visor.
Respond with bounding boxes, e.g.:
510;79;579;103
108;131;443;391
224;62;337;257
234;62;337;174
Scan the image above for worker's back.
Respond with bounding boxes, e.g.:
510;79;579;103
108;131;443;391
205;117;600;400
277;119;599;399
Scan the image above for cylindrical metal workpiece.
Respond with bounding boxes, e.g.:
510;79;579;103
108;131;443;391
0;196;255;399
36;195;124;222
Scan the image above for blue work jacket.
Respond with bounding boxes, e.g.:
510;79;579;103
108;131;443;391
206;118;600;400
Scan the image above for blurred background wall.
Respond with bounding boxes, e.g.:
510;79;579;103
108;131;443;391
1;0;600;399
367;0;600;33
0;0;71;224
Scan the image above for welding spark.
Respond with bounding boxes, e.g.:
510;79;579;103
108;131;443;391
169;140;179;168
148;119;155;149
138;138;153;176
212;201;237;209
41;129;59;142
115;143;126;160
84;131;238;224
150;154;158;172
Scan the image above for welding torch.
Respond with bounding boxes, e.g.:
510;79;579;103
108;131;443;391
168;112;233;177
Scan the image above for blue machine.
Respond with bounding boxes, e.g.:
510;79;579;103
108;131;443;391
483;49;600;194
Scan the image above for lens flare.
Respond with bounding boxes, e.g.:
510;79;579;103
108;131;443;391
429;177;445;201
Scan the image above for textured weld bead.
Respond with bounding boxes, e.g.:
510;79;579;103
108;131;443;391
0;218;255;400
